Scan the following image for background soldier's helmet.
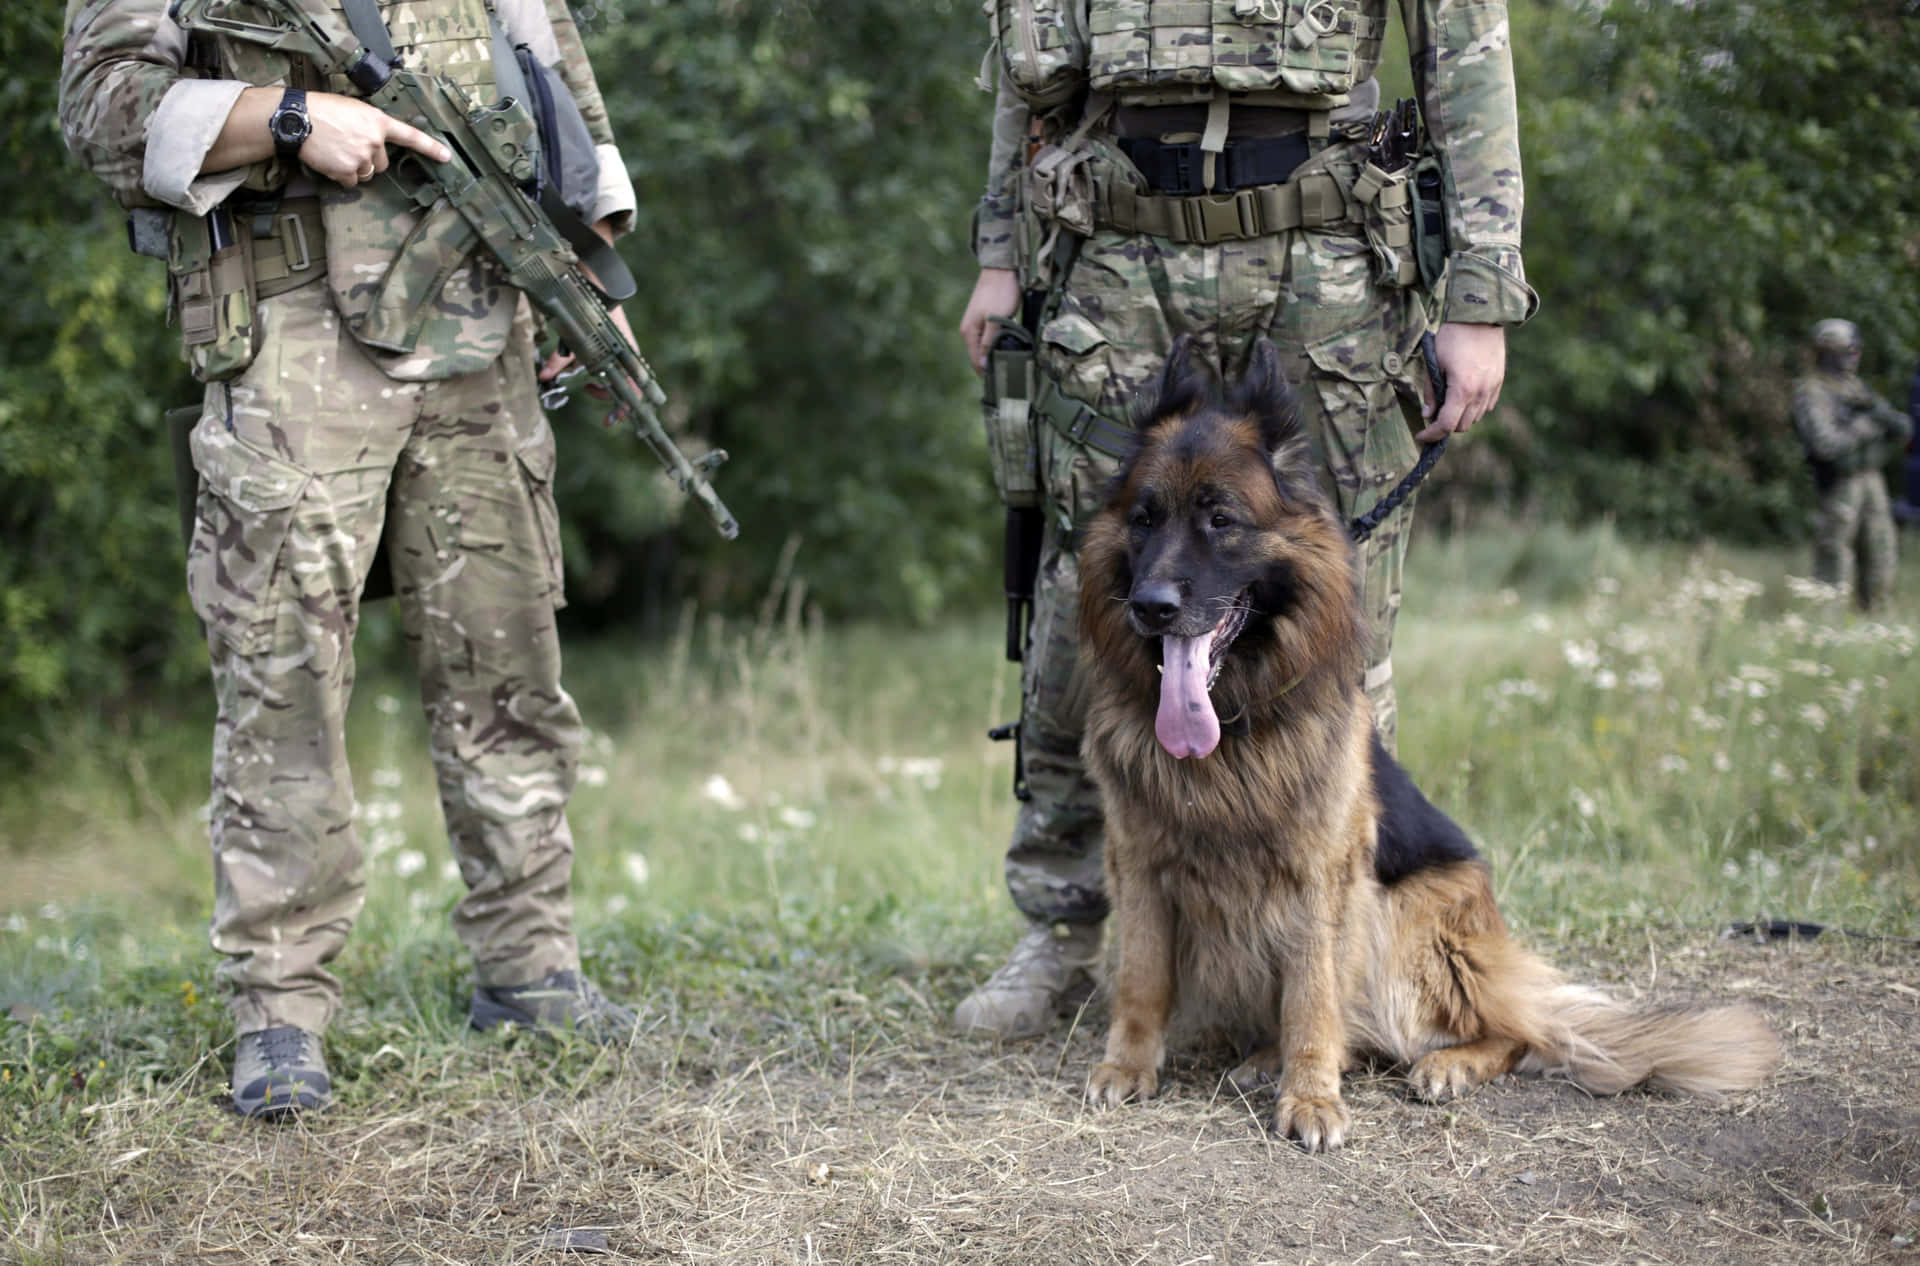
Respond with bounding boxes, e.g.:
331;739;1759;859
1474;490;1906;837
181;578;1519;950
1811;318;1861;352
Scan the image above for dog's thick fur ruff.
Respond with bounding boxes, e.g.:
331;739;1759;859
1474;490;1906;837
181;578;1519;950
1077;337;1778;1151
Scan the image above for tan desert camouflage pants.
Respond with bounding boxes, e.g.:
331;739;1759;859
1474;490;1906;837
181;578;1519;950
188;279;583;1035
1005;145;1434;924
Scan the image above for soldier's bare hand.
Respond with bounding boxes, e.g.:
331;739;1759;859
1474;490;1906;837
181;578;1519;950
301;92;451;187
1416;322;1507;443
961;268;1022;374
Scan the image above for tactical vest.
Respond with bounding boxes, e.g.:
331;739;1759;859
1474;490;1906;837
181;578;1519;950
990;0;1386;111
209;0;513;382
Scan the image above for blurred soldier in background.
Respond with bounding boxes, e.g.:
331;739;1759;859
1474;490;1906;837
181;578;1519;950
1791;319;1912;611
954;0;1537;1039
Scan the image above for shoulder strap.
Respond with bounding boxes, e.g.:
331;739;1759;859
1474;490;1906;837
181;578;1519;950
338;0;397;64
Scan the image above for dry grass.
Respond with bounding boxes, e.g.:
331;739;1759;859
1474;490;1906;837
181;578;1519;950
10;933;1916;1265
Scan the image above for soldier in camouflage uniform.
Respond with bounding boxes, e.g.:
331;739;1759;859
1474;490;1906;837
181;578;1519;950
1791;319;1913;611
956;0;1538;1038
60;0;646;1116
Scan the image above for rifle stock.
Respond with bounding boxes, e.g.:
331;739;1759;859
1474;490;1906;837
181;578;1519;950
174;0;739;539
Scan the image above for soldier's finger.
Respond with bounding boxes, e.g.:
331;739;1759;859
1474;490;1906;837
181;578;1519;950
387;118;453;164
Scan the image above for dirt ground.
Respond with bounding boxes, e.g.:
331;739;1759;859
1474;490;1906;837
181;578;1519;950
30;932;1920;1264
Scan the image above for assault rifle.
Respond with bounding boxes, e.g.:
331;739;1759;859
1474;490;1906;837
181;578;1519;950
171;0;739;539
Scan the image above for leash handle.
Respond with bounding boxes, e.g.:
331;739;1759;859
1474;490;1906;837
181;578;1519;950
1349;331;1449;544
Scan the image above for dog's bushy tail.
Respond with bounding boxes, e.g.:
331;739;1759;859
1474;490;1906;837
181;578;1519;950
1511;980;1780;1096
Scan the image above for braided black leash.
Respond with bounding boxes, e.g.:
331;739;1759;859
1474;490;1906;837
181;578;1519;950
1349;331;1449;545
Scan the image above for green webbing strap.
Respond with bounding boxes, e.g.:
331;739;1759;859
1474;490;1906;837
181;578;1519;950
1033;377;1134;460
1098;168;1348;244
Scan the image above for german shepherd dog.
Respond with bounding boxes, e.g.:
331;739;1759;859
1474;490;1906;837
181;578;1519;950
1078;337;1777;1151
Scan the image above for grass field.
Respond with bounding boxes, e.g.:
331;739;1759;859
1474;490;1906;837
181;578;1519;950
3;521;1917;1264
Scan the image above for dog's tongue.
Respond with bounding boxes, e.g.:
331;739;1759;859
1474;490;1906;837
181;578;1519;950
1156;631;1221;759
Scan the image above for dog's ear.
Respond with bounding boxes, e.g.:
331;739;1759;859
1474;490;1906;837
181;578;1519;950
1227;338;1299;453
1138;333;1211;428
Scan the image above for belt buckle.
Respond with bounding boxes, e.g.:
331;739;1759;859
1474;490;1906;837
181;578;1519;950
1183;193;1255;242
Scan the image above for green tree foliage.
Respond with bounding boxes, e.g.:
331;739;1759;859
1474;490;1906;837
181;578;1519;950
1507;0;1920;538
0;6;204;726
552;0;995;627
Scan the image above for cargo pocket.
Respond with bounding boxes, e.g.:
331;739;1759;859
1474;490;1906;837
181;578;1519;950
1302;317;1422;514
1036;310;1125;527
513;423;567;610
186;422;312;656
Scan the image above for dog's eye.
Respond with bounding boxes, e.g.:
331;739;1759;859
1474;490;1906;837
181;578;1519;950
1129;507;1152;529
1210;512;1234;530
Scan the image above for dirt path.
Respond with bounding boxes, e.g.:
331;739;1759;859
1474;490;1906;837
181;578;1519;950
34;935;1920;1264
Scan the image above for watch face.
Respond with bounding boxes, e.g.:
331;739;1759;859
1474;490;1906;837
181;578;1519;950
271;95;311;153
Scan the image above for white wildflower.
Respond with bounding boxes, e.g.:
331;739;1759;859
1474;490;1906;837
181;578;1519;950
701;774;746;811
1712;751;1732;773
1593;669;1618;691
1656;754;1689;774
624;853;650;886
393;849;426;878
778;806;817;831
1768;761;1793;784
578;764;609;788
1525;613;1552;634
1626;662;1663;692
604;893;630;916
1562;640;1601;671
1571;788;1598;819
375;693;403;715
369;767;404;789
1797;704;1828;733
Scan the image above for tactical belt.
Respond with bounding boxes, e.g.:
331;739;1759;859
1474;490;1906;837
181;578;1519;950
249;197;327;298
1098;167;1348;244
1118;134;1312;197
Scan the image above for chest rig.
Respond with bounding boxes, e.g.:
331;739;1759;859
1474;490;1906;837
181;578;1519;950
188;0;515;382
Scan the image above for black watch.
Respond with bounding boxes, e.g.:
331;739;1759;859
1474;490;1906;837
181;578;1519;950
268;88;311;161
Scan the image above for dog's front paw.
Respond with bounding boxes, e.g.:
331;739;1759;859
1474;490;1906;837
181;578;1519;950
1274;1093;1350;1152
1087;1061;1159;1107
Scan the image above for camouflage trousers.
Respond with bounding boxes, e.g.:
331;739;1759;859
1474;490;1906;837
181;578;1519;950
188;279;583;1036
1004;180;1433;925
1813;470;1899;612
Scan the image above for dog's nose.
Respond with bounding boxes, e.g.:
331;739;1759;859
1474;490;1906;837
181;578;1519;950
1130;582;1182;631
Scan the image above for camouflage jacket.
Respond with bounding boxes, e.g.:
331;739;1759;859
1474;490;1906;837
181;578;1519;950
974;0;1537;327
1792;370;1914;475
59;0;636;381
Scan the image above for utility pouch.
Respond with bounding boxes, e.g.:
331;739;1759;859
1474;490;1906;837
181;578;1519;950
1351;160;1418;288
1411;152;1448;294
982;317;1042;509
987;0;1089;110
359;196;483;353
1027;141;1098;240
168;207;262;383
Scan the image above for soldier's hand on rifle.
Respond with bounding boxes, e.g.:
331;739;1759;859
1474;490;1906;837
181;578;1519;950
302;92;450;187
1416;321;1507;443
201;86;450;185
961;268;1022;374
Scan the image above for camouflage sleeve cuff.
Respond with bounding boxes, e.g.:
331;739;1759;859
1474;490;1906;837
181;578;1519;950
591;142;636;237
1441;249;1540;326
973;192;1020;271
144;78;251;215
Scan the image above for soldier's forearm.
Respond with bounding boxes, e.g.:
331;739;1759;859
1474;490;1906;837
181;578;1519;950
200;85;282;173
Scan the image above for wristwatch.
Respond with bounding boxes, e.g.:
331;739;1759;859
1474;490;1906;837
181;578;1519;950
268;88;311;161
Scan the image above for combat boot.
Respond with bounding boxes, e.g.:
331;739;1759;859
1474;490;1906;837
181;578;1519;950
230;1026;331;1118
470;969;639;1044
953;919;1102;1040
